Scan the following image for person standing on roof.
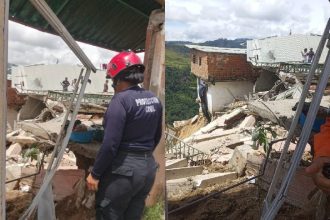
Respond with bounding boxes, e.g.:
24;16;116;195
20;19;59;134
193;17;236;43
103;80;109;93
61;77;70;92
301;48;308;63
86;51;163;220
307;48;315;63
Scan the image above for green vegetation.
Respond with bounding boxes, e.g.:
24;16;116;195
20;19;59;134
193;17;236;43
165;44;199;124
22;144;41;166
251;123;277;153
143;201;164;220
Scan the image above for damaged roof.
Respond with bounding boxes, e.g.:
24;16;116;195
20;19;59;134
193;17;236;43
9;0;162;51
185;45;246;54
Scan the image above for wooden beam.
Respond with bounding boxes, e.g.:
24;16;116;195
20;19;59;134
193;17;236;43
0;0;9;219
142;9;165;207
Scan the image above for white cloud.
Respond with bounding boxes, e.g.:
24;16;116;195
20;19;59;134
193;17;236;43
8;21;117;67
166;0;330;42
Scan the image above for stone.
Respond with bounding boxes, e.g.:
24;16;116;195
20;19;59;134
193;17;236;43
6;143;23;157
6;164;24;191
239;115;256;128
229;145;255;176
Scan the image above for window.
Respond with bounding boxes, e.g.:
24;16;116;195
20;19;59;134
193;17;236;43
192;54;196;64
199;57;202;66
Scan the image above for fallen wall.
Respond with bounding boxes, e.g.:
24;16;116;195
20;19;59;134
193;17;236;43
207;81;253;113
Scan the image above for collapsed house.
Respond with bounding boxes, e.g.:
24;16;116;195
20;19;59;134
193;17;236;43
167;34;330;219
185;45;259;113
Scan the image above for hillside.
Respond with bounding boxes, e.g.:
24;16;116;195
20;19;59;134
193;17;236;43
165;44;198;124
165;38;251;124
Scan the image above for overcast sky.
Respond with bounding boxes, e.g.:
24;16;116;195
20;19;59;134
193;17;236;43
8;21;144;67
166;0;330;42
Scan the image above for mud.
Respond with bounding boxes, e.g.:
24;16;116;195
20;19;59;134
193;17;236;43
168;183;315;220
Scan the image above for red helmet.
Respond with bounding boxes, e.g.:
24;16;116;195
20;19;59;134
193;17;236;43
106;51;145;79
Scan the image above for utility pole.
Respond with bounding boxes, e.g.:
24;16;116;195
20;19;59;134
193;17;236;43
0;0;9;219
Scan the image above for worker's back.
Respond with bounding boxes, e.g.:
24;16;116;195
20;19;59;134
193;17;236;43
103;85;162;152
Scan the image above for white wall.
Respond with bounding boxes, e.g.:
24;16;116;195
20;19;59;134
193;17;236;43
247;34;327;64
206;81;253;113
11;64;114;94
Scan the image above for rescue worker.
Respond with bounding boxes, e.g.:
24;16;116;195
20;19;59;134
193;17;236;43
306;117;330;194
86;51;163;219
61;77;70;91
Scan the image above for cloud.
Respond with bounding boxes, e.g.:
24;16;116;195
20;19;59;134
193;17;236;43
8;21;118;67
166;0;330;42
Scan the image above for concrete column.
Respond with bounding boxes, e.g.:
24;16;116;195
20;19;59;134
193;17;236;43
143;9;165;206
0;0;9;219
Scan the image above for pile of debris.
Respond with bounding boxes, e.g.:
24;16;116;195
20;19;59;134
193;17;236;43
166;73;330;219
5;94;108;219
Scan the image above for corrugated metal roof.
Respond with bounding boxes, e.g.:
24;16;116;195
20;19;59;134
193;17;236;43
247;34;327;64
9;0;162;51
185;44;246;54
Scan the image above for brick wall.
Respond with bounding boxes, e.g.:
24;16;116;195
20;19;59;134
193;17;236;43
190;50;259;81
7;80;26;109
190;50;208;79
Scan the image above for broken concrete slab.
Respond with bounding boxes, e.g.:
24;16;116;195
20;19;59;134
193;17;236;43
248;99;297;128
6;143;23;157
6;129;20;139
224;108;246;127
19;122;51;140
192;128;239;143
166;172;237;200
239;115;256;128
194;172;237;188
166;158;188;169
229;145;256;176
166;166;204;180
7;135;37;145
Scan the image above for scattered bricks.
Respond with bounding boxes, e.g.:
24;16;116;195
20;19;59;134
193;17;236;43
166;158;188;169
166;166;204;180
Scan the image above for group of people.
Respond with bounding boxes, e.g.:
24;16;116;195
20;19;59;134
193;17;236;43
60;77;110;93
301;47;315;63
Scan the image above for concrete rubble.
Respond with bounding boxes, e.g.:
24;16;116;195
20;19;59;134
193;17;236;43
166;72;325;214
5;93;109;218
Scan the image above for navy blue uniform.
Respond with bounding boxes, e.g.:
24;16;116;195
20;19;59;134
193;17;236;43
92;85;162;220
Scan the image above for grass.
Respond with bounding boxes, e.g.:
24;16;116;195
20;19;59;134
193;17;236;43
143;200;165;220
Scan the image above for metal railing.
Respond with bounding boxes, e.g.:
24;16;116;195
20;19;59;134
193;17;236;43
47;90;113;105
255;62;324;74
165;131;206;162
